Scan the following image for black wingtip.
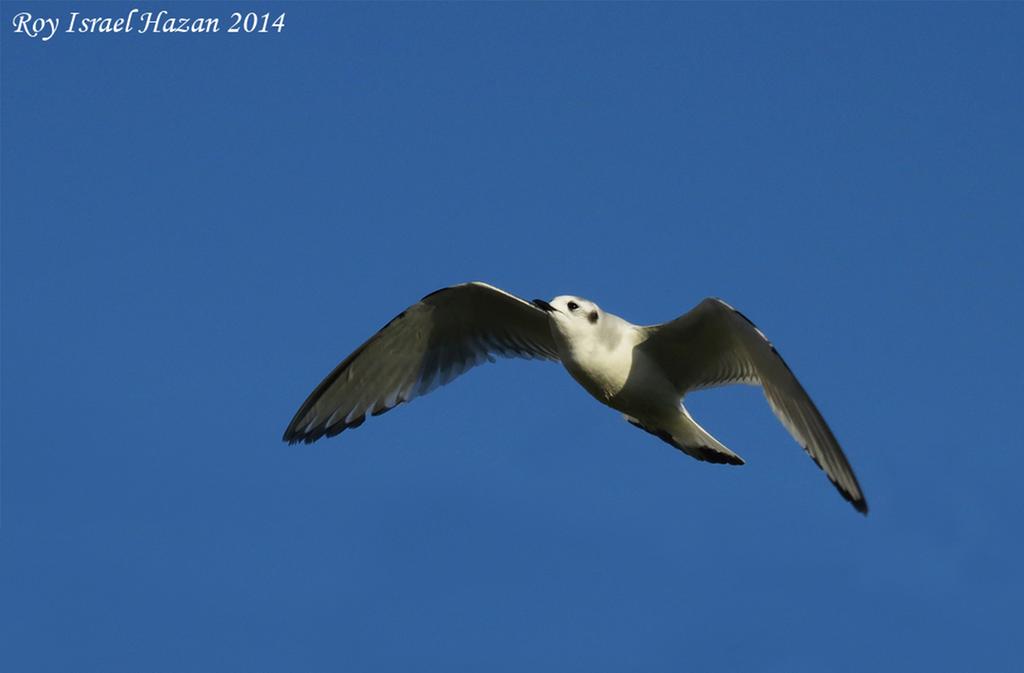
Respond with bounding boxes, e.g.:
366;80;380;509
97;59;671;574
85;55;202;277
282;401;409;445
832;470;869;515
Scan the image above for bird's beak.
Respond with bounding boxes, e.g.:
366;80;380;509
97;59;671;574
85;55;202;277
532;299;556;312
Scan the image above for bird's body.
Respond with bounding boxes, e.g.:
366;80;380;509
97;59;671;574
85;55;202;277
284;282;867;514
553;311;678;422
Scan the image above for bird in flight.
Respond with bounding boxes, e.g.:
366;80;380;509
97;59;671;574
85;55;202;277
283;282;867;514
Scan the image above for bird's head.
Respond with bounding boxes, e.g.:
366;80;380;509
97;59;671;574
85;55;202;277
532;295;603;340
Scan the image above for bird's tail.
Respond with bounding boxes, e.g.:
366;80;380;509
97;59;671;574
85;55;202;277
624;407;745;465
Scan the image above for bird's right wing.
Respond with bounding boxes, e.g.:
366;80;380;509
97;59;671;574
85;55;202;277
283;282;559;444
641;298;867;513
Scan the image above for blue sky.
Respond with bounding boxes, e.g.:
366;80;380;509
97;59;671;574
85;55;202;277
2;2;1022;671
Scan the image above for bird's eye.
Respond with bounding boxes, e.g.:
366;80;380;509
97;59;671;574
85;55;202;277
567;301;579;312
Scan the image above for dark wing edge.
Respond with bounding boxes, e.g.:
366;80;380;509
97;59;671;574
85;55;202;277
281;309;406;445
644;298;868;514
282;282;559;444
713;299;868;514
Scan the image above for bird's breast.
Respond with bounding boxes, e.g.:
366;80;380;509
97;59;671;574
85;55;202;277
559;344;679;418
559;343;633;405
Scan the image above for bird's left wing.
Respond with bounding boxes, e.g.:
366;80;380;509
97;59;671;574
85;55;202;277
283;282;559;444
640;298;867;513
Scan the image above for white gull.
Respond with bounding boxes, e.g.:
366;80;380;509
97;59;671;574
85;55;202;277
283;282;867;513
